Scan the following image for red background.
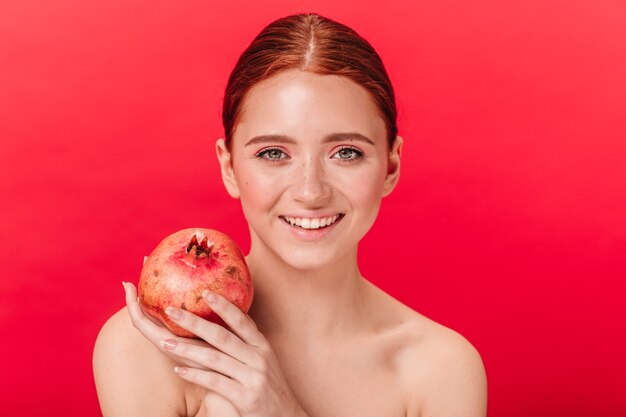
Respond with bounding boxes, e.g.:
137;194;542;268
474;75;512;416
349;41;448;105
1;1;625;415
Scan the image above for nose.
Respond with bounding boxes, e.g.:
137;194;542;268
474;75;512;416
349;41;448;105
289;155;332;205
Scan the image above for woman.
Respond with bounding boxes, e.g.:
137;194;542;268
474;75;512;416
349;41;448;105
93;13;487;417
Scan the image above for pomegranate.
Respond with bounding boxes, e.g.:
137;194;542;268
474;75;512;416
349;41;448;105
138;228;253;338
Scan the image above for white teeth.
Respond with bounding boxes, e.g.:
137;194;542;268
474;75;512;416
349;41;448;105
284;214;342;230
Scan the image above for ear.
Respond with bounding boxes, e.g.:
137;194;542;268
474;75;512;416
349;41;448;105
382;135;403;198
215;138;240;199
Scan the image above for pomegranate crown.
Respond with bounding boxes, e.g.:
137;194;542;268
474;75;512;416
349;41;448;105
185;234;214;258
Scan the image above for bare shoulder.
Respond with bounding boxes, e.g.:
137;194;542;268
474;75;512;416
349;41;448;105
93;307;189;417
400;316;487;417
365;284;487;417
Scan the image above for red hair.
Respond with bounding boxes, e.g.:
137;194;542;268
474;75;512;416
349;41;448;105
222;13;398;150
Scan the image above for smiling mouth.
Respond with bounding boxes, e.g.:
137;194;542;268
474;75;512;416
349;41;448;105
280;213;345;230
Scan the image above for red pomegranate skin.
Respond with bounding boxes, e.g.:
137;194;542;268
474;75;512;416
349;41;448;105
138;228;253;338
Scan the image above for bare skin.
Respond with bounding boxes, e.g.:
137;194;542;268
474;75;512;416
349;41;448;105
93;70;487;416
95;279;485;417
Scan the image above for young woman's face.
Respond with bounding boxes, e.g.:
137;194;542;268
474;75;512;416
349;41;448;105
216;70;402;270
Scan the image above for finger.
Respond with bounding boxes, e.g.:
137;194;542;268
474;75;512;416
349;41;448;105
125;281;158;334
165;306;259;367
162;339;250;384
174;366;244;408
144;312;165;327
124;281;209;351
124;281;167;339
123;282;205;368
202;290;266;347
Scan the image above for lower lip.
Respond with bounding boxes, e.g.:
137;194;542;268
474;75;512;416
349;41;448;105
279;215;344;241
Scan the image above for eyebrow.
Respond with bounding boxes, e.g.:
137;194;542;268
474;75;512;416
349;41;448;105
244;132;376;147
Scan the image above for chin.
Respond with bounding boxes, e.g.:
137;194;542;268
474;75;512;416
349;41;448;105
278;245;352;272
283;257;331;272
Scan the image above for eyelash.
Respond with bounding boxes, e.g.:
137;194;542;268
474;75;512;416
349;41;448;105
255;148;286;161
255;146;364;162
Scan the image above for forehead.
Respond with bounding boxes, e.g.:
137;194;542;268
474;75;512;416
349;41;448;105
233;70;387;145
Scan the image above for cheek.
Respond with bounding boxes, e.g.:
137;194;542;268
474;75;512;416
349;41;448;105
236;166;283;210
338;162;387;205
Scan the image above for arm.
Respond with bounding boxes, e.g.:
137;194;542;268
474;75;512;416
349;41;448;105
93;306;187;417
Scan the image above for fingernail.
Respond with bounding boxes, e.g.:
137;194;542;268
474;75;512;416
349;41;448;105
165;306;182;320
162;339;177;350
122;281;127;292
174;366;187;375
203;290;216;303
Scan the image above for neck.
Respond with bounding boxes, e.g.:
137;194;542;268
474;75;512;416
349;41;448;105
245;241;369;346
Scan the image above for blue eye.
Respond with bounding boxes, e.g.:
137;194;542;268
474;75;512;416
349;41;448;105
256;148;288;161
333;146;363;161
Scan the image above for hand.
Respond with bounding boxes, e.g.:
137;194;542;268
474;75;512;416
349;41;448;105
123;282;308;417
123;281;210;369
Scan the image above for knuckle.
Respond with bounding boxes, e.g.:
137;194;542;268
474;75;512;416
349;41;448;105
207;372;221;388
207;348;221;365
258;343;273;360
248;316;259;330
256;357;268;374
251;351;268;371
247;370;267;391
235;315;248;329
253;373;267;389
255;337;271;352
214;328;231;345
175;342;188;355
186;317;200;333
241;392;260;412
